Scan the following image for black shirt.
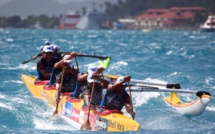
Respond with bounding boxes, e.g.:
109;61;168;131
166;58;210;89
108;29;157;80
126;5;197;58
36;57;60;80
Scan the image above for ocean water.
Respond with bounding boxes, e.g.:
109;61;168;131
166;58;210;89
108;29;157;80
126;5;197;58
0;28;215;134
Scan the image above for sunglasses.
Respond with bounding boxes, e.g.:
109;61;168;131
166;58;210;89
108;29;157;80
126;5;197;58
45;52;53;55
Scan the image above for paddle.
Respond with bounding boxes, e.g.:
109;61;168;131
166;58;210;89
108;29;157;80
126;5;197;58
22;58;36;64
71;57;79;98
77;53;111;60
75;57;79;70
53;68;65;116
81;79;95;130
128;81;135;119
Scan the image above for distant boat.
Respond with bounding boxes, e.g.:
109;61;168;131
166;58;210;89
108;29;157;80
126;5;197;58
76;11;105;30
200;15;215;32
142;28;152;33
30;21;43;29
59;12;81;29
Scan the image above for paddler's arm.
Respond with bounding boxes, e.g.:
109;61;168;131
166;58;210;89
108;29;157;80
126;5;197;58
54;52;78;69
55;83;60;100
94;67;105;74
78;73;88;81
125;102;135;119
108;81;123;91
40;68;51;80
60;52;71;57
32;52;42;59
107;75;130;91
70;67;79;76
55;74;61;102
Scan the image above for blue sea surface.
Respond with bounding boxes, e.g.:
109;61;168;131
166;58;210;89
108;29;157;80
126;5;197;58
0;29;215;134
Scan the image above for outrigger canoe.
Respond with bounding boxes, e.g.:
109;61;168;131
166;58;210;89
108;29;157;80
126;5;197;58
21;75;140;132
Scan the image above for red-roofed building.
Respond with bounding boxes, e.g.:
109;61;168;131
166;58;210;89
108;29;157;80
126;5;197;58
136;7;207;29
169;7;206;13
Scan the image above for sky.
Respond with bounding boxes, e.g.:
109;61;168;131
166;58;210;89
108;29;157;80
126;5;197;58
0;0;118;17
0;0;13;6
0;0;118;6
0;0;81;6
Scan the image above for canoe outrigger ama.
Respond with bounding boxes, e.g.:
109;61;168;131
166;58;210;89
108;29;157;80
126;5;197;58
21;75;140;132
163;91;211;116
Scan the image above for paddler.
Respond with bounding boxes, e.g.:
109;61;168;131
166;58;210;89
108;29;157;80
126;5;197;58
83;74;103;108
82;67;106;108
104;76;135;118
54;53;79;101
51;44;61;60
52;44;71;60
32;40;51;60
36;45;61;81
69;66;105;99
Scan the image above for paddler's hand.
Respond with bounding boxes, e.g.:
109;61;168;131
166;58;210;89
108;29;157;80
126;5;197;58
56;98;61;103
124;75;131;82
130;111;135;119
68;52;78;59
92;74;100;79
95;67;105;74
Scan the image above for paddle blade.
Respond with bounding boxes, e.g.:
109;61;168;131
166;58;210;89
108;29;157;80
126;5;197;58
22;59;33;64
99;57;111;68
80;118;92;130
52;110;58;116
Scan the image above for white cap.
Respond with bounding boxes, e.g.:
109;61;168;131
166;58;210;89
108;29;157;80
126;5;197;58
40;46;44;51
63;55;70;60
43;45;53;53
63;55;73;68
87;74;97;83
53;45;59;50
116;76;127;86
87;66;97;74
45;40;50;45
63;60;74;68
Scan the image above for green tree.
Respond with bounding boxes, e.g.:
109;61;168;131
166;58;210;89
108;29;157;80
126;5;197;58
7;15;22;28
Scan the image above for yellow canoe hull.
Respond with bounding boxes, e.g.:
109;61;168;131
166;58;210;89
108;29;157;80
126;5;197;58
21;75;140;132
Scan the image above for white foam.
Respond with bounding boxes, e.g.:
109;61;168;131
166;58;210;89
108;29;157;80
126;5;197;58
11;97;28;104
205;77;215;89
133;92;160;107
166;50;173;55
83;61;99;68
144;78;167;84
132;78;166;107
0;94;6;99
87;35;98;38
18;64;36;70
116;61;128;66
118;43;127;46
0;102;14;110
0;64;36;71
33;115;74;131
206;106;215;112
6;38;13;42
4;80;23;84
149;43;161;49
